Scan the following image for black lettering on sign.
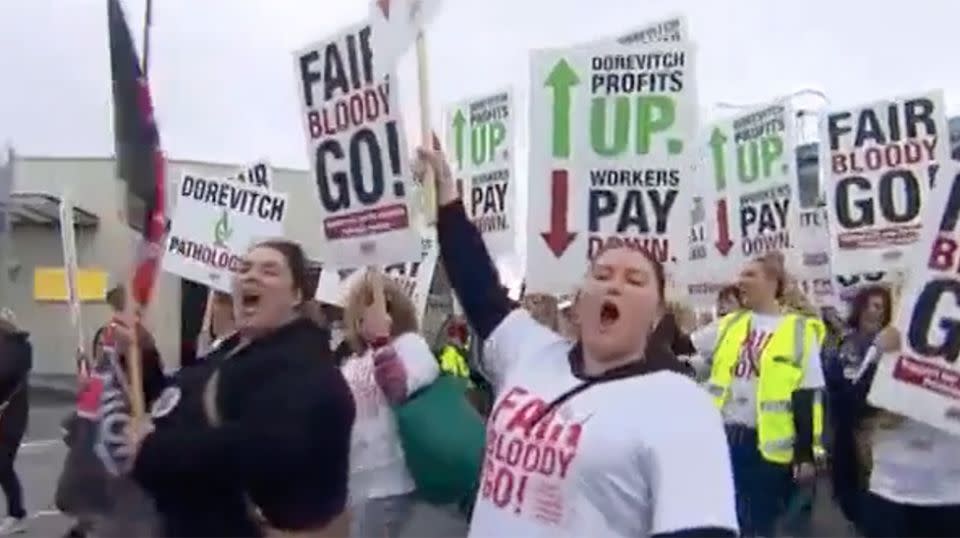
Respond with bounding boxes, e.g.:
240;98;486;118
826;98;937;151
297;26;374;108
587;189;677;234
471;182;508;217
314;121;402;213
740;198;789;237
834;169;921;229
298;26;406;215
907;279;960;364
835;272;885;289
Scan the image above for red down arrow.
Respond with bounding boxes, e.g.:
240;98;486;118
715;198;734;256
540;170;577;258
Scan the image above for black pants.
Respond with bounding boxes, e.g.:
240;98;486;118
861;492;960;538
0;446;25;519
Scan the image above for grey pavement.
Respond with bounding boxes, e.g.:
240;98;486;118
11;403;851;537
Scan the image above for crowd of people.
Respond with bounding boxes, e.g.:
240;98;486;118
0;146;955;537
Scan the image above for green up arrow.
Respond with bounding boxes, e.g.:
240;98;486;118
452;109;466;170
709;127;729;191
545;59;579;159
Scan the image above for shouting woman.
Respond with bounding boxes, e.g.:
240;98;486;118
125;239;355;537
375;148;738;537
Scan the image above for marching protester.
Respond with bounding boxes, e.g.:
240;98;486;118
395;146;738;537
0;309;30;535
436;315;472;384
851;326;960;537
823;285;892;529
340;273;439;537
691;253;825;537
58;327;110;538
124;239;355;537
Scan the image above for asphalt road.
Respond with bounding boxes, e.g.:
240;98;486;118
13;402;853;537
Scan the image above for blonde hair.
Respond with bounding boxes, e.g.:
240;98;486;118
521;294;559;331
342;274;419;353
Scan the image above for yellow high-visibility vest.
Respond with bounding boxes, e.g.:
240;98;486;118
439;345;473;387
706;310;825;464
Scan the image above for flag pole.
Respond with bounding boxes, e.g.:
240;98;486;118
141;0;153;76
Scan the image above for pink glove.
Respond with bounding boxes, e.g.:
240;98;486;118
373;346;408;405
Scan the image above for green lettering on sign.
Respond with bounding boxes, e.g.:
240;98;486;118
545;59;579;159
590;95;679;157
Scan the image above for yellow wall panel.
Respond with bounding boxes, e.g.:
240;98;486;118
33;267;108;302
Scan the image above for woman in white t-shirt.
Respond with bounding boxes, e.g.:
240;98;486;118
339;274;439;538
373;147;738;538
856;327;960;537
690;253;825;537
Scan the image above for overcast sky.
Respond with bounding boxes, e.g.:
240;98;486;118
2;0;958;168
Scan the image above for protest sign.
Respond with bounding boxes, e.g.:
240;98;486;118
444;89;515;256
869;165;960;434
584;15;688;48
294;22;421;268
162;172;288;292
705;103;802;278
526;40;698;294
59;194;81;326
230;160;272;190
368;0;444;80
821;90;950;275
315;229;439;321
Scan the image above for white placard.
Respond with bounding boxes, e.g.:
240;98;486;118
526;40;698;295
702;102;802;279
315;229;439;321
293;21;421;268
443;88;516;256
869;162;960;435
821;90;950;275
162;172;288;292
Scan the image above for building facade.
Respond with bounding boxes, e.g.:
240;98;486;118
1;155;455;376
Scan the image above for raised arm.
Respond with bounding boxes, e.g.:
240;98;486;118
418;148;516;339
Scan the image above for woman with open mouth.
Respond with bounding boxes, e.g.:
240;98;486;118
372;147;738;537
691;252;826;537
121;239;356;537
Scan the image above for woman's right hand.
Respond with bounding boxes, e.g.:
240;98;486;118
413;147;458;206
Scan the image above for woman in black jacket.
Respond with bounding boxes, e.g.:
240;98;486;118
121;239;355;537
0;308;31;534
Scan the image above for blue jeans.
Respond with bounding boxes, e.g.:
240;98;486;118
726;425;794;537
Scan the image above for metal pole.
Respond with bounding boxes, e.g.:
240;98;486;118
141;0;153;76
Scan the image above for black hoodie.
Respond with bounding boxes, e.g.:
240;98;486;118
0;329;31;448
132;318;355;538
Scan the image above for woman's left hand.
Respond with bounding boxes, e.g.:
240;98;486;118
793;461;817;484
875;326;901;354
373;346;408;404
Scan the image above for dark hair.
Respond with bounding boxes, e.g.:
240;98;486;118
253;239;310;305
106;286;126;312
717;285;741;304
591;244;666;304
91;326;107;359
846;285;892;330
